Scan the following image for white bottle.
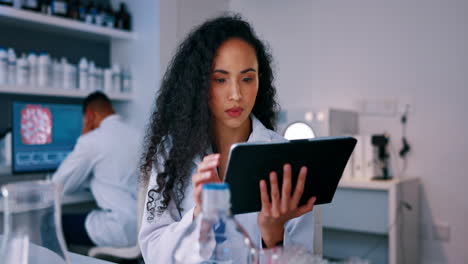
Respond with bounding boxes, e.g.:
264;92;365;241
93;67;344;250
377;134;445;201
69;64;77;89
13;0;20;8
78;57;88;91
27;51;38;87
16;53;29;86
0;47;7;85
62;60;71;90
95;67;103;91
88;61;96;91
111;63;121;92
104;68;112;92
7;48;16;86
38;51;50;87
121;66;132;93
51;58;62;89
59;57;68;89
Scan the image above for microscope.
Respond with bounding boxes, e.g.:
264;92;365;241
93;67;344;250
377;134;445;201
371;134;391;180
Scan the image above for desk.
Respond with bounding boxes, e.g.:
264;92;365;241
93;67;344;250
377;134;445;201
70;252;115;264
0;234;114;264
322;177;420;264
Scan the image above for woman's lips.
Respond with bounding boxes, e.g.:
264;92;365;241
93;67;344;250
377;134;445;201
226;107;243;118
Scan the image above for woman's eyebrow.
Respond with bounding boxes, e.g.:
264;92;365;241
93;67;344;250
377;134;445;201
213;68;257;74
240;68;256;74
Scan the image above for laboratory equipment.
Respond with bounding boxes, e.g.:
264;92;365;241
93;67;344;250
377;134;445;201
172;183;258;264
0;180;71;264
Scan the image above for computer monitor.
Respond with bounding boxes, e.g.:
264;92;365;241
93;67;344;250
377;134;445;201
11;101;82;174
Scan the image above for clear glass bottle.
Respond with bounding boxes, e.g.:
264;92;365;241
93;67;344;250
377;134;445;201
173;183;259;264
0;180;71;264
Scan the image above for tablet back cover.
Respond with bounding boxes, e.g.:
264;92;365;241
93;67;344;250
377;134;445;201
225;137;356;215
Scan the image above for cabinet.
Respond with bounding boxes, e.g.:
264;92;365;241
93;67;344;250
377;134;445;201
322;177;420;264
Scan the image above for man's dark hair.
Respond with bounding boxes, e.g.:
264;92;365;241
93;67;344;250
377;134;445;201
82;92;113;113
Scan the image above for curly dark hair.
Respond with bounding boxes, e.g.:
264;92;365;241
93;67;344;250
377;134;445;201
140;14;279;218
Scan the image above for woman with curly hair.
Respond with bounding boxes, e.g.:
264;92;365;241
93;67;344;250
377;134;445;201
139;14;316;263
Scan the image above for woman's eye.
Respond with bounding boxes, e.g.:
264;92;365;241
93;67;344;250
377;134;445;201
242;77;253;83
215;78;226;83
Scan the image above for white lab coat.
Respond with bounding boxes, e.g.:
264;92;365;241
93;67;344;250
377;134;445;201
52;114;140;247
139;115;314;263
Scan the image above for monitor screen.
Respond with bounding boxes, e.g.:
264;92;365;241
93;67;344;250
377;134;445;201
12;102;82;174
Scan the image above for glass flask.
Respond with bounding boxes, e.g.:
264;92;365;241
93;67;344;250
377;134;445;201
258;244;319;264
172;183;259;264
0;180;71;264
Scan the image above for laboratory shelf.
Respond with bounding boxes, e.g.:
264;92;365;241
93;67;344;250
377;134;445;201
0;84;133;101
0;5;135;41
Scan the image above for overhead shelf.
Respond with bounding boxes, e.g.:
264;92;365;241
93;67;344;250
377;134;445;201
0;85;133;101
0;5;135;41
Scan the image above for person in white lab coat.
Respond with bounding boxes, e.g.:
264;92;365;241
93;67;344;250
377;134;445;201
52;91;140;248
139;15;316;263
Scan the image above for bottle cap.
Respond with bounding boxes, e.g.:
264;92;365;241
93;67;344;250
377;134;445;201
202;183;231;212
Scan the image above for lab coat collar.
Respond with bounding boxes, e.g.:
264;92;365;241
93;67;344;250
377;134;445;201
99;114;120;128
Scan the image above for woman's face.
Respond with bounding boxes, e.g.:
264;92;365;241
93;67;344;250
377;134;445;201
209;38;259;130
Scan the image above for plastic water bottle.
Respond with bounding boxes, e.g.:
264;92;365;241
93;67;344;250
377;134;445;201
173;183;258;264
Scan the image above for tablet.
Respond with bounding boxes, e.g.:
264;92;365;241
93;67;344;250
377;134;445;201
224;136;357;215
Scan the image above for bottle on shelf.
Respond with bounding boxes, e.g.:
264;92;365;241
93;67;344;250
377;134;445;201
111;63;121;92
62;59;76;90
85;1;96;25
21;0;40;12
95;4;105;26
172;183;258;264
77;0;85;21
37;51;50;87
78;57;88;91
7;48;16;86
0;0;13;7
96;67;103;91
12;0;20;8
104;4;115;28
87;60;96;91
115;3;131;31
16;53;29;86
39;0;52;15
51;58;61;88
27;51;37;87
67;0;79;20
51;0;68;17
121;66;132;93
0;47;7;85
104;68;112;92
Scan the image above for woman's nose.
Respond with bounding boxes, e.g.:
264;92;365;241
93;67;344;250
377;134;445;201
228;81;242;101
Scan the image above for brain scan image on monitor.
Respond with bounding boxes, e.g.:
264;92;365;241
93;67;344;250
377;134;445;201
20;104;53;145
